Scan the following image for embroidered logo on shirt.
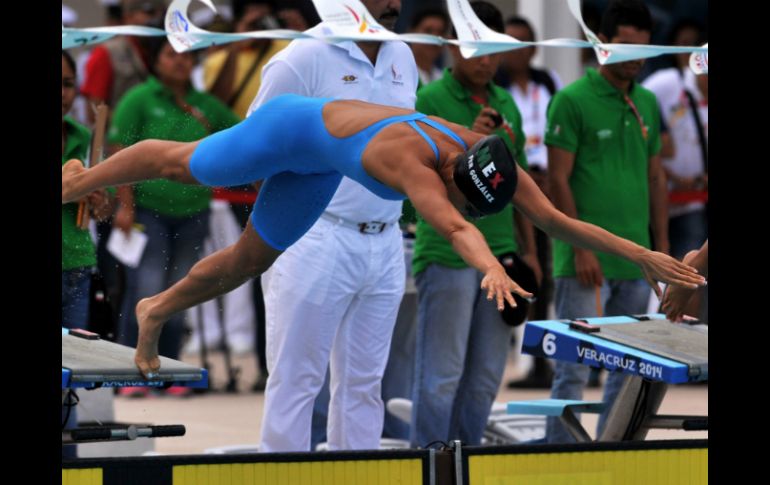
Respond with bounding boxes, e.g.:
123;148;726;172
597;129;613;140
391;63;403;85
342;75;358;84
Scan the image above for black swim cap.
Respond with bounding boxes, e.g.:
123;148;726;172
453;135;518;216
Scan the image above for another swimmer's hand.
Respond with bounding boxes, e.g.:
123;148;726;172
481;265;534;311
661;249;701;321
661;284;696;322
638;250;706;298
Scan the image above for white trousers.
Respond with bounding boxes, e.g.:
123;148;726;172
259;216;405;452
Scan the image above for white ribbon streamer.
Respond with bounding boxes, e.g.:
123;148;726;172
61;0;708;74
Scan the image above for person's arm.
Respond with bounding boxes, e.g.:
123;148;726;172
402;164;532;310
514;210;541;285
661;241;708;321
658;108;675;159
514;165;705;294
684;241;708;278
508;101;541;283
663;166;705;190
647;100;669;254
548;145;604;287
659;131;675;159
105;92;144;234
648;154;670;254
100;144;134;232
545;92;604;287
472;106;503;135
206;46;241;105
206;9;269;105
113;183;135;235
85;189;115;221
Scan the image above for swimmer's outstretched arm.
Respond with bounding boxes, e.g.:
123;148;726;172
62;139;201;203
511;165;706;293
402;165;533;311
133;220;282;377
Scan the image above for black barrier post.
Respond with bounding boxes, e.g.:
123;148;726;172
434;445;456;485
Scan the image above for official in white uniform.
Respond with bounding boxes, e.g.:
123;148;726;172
247;9;418;452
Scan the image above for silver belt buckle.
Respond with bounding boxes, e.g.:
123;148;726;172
358;221;386;234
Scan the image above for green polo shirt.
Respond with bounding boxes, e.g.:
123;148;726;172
545;68;661;279
108;76;240;217
62;117;96;271
412;68;529;276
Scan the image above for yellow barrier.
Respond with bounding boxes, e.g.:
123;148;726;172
468;446;707;485
173;458;423;485
62;468;103;485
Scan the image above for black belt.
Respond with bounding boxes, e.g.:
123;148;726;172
320;213;392;234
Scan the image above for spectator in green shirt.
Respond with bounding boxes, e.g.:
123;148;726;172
409;1;541;447
545;0;668;443
62;49;115;330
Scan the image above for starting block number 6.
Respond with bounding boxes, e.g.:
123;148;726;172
543;333;557;356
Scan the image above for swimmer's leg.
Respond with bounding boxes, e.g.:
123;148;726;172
134;219;282;377
133;171;342;377
250;171;344;250
62;140;200;203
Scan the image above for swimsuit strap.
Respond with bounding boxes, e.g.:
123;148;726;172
415;116;469;150
406;120;439;160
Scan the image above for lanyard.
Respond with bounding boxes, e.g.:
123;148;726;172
623;94;648;141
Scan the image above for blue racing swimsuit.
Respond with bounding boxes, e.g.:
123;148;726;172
190;94;467;250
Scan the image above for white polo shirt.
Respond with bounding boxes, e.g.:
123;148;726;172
643;67;708;216
248;23;418;223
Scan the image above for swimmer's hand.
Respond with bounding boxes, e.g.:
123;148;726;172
481;265;534;311
638;250;706;298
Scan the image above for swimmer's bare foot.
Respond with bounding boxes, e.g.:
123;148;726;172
62;159;87;204
134;297;165;379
